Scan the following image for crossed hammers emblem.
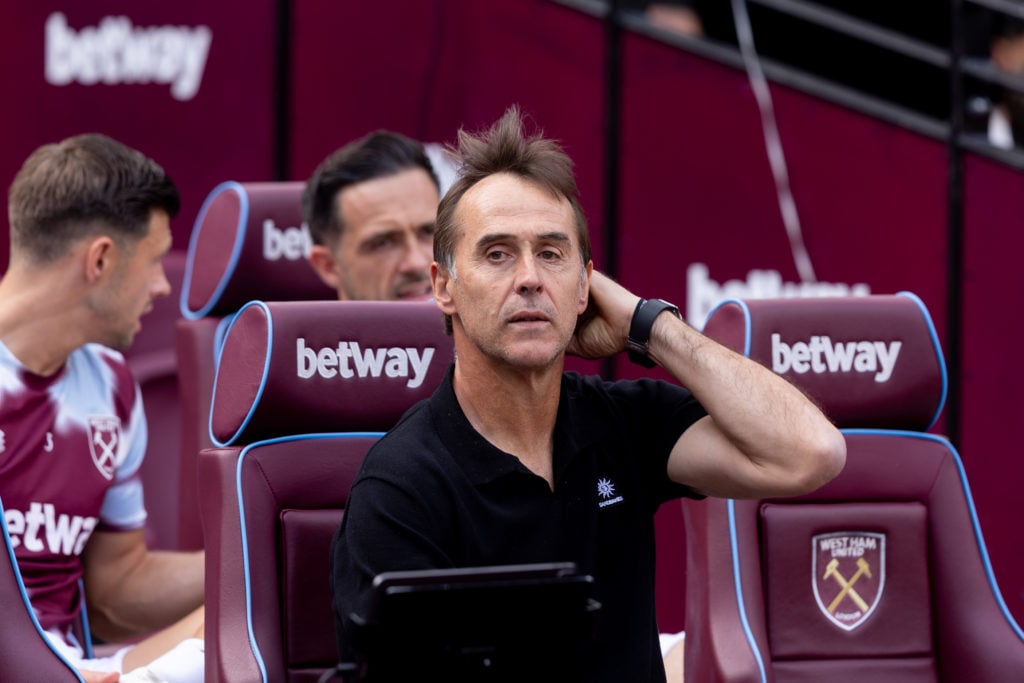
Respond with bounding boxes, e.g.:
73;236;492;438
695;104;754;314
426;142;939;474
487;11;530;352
823;557;871;613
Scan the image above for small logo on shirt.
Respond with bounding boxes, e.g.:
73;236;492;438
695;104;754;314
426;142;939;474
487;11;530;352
88;416;122;480
597;477;624;508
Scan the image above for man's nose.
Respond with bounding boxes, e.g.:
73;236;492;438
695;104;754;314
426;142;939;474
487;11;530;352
514;255;542;293
399;236;432;274
152;265;172;298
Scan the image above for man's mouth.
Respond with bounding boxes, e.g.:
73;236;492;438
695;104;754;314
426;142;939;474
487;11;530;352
508;310;550;324
395;282;433;300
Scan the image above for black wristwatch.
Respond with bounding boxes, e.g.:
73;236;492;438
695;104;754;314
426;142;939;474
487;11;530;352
626;298;682;367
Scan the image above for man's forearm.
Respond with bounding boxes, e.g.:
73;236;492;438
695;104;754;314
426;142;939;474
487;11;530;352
88;549;204;639
649;311;845;496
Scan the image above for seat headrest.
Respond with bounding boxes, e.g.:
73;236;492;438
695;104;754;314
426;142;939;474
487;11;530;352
209;300;454;446
180;181;335;319
701;292;946;431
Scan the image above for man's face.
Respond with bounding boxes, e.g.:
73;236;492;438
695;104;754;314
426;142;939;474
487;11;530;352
315;167;439;301
432;173;590;371
994;34;1024;75
91;210;173;349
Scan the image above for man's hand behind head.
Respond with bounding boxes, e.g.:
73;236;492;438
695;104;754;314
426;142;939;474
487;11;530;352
567;270;640;360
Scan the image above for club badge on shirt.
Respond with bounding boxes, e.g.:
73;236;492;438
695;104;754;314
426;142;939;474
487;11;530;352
87;415;122;480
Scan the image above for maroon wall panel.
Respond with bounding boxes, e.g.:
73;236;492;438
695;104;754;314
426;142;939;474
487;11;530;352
962;153;1024;626
0;3;277;266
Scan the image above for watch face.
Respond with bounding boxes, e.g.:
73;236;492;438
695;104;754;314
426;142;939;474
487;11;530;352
654;299;681;318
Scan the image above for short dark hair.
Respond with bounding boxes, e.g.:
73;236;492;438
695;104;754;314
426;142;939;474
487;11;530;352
995;14;1024;40
302;131;439;247
8;133;180;264
434;105;592;333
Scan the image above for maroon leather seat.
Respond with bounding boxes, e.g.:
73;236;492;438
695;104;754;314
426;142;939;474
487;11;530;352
198;299;452;683
0;499;84;681
683;293;1024;682
176;181;335;549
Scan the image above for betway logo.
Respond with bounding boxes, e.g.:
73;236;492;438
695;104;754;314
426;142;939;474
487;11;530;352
45;12;212;101
772;334;901;383
4;502;97;556
263;219;312;261
687;263;871;326
297;338;434;388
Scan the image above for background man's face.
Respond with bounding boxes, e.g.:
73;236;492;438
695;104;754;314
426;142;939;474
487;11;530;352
327;168;439;301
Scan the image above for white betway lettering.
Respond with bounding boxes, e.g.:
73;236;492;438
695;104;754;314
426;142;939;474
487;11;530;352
45;12;212;101
772;334;902;383
4;502;98;556
296;338;435;389
686;263;871;326
263;219;313;261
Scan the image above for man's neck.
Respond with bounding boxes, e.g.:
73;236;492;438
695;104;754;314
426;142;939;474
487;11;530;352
452;350;564;487
0;269;84;376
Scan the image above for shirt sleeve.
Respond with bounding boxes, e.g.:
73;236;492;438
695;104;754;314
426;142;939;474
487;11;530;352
607;377;708;504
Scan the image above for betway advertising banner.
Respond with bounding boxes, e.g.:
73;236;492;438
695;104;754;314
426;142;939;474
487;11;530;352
0;3;278;267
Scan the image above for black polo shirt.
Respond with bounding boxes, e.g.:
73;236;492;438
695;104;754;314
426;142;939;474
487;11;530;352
332;364;706;682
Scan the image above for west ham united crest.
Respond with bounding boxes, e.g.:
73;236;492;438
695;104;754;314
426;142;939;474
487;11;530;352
88;415;122;480
812;531;885;631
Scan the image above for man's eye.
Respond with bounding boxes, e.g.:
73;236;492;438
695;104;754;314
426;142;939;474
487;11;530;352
365;235;397;252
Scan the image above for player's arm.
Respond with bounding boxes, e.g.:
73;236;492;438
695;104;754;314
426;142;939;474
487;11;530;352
81;529;203;642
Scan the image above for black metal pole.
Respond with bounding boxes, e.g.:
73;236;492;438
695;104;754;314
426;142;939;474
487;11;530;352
602;0;623;380
272;0;292;181
946;0;964;447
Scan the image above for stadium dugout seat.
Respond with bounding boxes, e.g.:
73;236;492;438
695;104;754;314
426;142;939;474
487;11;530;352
123;248;188;551
0;497;85;682
197;299;453;683
176;181;335;549
683;293;1024;682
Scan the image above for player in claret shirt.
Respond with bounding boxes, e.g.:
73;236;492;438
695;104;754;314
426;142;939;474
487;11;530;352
0;134;204;682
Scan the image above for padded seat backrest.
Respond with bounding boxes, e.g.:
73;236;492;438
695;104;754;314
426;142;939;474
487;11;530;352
200;300;453;683
0;497;84;681
176;181;335;549
683;293;1024;683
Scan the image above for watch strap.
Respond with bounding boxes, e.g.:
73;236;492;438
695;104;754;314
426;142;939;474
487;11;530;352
626;298;680;367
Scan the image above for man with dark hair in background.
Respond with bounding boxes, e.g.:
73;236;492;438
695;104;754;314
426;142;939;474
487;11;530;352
302;131;442;302
0;134;204;682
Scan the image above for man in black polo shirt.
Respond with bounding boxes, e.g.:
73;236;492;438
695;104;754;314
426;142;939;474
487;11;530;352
330;105;846;682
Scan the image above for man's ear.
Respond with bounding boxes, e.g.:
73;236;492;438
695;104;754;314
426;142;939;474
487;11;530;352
308;245;341;290
577;260;593;314
83;236;116;285
431;262;456;314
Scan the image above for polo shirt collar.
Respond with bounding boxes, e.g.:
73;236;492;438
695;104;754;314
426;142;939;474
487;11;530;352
429;363;591;487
